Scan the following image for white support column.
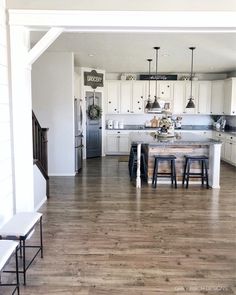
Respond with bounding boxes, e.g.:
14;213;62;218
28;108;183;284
10;26;34;212
209;143;222;189
27;27;64;66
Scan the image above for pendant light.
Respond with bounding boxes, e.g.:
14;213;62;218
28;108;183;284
186;47;196;109
145;58;153;110
152;47;161;110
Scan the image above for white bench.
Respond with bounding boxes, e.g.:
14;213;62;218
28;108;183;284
0;212;43;285
0;240;19;295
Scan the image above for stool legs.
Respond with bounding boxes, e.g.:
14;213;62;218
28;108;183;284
152;157;177;189
15;247;20;295
183;157;209;189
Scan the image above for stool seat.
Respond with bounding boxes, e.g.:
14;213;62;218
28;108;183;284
152;155;177;188
154;155;176;160
0;212;42;237
184;155;208;160
0;240;18;271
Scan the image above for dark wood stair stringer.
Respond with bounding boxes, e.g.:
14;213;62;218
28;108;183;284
32;111;49;197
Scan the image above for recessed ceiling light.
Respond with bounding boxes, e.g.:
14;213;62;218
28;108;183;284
88;54;94;57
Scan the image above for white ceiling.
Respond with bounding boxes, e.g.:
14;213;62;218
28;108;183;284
31;31;236;74
7;0;236;11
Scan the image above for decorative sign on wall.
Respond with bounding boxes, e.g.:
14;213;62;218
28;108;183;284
84;70;104;89
140;74;177;81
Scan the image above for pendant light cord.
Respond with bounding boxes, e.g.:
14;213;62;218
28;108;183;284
155;47;159;98
147;59;152;100
189;47;195;99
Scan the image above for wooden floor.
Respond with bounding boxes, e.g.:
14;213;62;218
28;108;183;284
6;157;236;294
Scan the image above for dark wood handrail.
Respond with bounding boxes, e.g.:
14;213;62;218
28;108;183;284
32;111;49;197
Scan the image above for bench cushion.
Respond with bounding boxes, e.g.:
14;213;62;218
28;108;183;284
0;212;42;237
0;240;18;270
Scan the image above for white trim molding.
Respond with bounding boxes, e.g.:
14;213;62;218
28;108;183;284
8;10;236;32
27;27;64;65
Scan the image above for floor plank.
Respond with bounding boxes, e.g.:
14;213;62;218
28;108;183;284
3;157;236;295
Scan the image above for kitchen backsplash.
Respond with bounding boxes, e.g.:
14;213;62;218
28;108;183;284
105;114;213;126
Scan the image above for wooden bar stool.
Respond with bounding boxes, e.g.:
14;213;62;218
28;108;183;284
0;240;19;295
182;155;209;189
152;155;177;188
129;145;147;181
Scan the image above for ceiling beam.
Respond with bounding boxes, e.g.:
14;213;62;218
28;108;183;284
9;10;236;32
27;27;64;65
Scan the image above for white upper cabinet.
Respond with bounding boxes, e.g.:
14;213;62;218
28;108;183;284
211;80;224;115
132;81;146;113
106;81;120;114
172;81;185;114
106;80;146;114
120;81;132;114
223;78;236;115
159;81;173;100
197;81;211;114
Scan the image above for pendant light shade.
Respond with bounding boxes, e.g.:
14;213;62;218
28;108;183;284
152;47;161;110
145;58;153;110
186;47;196;109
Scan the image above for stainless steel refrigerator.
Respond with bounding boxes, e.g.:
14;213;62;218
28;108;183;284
74;98;83;172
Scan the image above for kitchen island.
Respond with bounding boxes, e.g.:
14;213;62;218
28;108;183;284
130;132;222;189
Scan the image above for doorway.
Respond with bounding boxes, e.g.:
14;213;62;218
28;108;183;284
86;91;102;158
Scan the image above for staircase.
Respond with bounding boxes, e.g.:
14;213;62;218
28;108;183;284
32;111;49;197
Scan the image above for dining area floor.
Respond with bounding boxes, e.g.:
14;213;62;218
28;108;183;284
11;156;236;294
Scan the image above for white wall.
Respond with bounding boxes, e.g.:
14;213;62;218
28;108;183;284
32;52;75;176
0;0;14;226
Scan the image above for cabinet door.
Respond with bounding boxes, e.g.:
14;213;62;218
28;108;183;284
106;135;118;154
132;81;145;113
159;81;172;100
224;78;236;115
106;81;120;114
211;80;224;115
231;143;236;164
172;82;185;114
118;135;130;153
197;82;211;114
224;141;232;162
120;81;132;114
183;82;198;114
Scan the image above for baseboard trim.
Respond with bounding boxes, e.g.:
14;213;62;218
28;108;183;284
48;173;76;176
34;196;47;211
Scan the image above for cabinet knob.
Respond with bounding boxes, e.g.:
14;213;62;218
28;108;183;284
127;110;130;112
109;101;111;104
161;92;164;94
167;85;170;88
141;96;143;99
198;112;200;114
138;101;140;103
139;108;141;110
233;111;235;114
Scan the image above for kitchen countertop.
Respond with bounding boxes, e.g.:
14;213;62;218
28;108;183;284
106;125;236;136
129;131;221;146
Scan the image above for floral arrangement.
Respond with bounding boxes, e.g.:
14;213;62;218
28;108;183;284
159;117;173;129
87;104;102;120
